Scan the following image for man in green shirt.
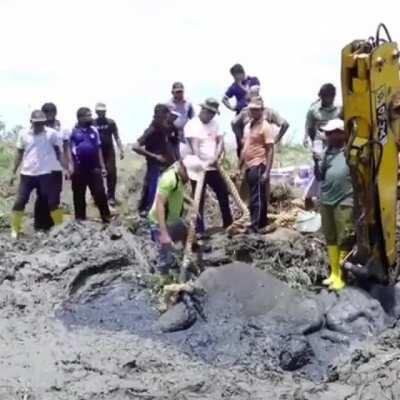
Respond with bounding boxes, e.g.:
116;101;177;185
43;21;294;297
149;155;205;275
314;119;354;291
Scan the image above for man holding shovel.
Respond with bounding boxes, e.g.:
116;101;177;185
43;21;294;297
148;155;205;276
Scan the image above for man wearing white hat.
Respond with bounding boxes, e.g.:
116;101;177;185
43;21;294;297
9;110;62;238
148;155;205;275
314;118;354;291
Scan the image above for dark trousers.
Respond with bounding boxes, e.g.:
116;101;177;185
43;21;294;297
138;163;162;213
71;169;110;222
191;170;233;233
13;174;57;212
102;148;117;200
246;164;268;230
231;118;245;158
34;170;63;231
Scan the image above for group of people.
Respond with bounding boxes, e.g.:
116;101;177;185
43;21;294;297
8;63;353;291
10;103;123;238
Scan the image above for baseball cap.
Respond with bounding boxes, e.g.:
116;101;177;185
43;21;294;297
321;119;345;132
172;82;185;92
30;110;47;123
95;102;107;111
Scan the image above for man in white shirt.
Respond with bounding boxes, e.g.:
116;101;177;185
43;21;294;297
184;98;233;233
33;102;67;230
10;110;62;238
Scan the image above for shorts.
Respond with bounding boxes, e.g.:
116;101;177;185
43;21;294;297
150;219;188;244
320;204;355;249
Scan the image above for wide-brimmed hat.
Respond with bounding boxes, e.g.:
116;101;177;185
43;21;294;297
30;110;47;123
200;97;220;115
95;102;107;111
321;119;344;132
182;155;206;181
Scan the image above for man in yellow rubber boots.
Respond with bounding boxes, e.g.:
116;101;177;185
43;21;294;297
9;110;63;238
313;119;354;291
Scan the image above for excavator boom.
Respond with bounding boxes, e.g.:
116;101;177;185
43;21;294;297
341;24;400;283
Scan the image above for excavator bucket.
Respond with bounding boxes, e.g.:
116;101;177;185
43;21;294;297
341;24;400;283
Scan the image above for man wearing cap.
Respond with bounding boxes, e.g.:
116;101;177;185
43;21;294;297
93;102;124;207
68;107;111;223
240;97;274;232
303;83;343;209
9;110;62;238
314;119;354;291
33;102;68;231
222;64;260;114
232;87;290;157
148;155;203;275
167;82;195;137
133;104;179;217
184;98;233;233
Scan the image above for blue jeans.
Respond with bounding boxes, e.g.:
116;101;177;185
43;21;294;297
138;163;162;213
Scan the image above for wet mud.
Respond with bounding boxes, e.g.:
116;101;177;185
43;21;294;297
1;220;400;399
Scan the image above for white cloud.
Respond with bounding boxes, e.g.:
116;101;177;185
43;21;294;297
1;0;399;142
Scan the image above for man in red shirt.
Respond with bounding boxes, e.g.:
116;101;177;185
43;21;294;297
240;97;274;232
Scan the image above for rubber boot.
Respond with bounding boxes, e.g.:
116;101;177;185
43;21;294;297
329;250;347;291
11;211;24;239
50;208;64;226
322;245;339;286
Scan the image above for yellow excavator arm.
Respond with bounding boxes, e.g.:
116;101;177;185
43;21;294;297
341;23;400;284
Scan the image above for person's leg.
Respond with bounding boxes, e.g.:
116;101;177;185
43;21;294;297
88;170;111;222
206;170;233;228
331;205;355;291
33;193;53;231
11;175;36;237
104;148;117;202
71;172;87;220
231;119;244;159
246;164;268;230
320;204;339;287
37;173;62;226
138;164;150;213
139;163;161;215
191;178;206;234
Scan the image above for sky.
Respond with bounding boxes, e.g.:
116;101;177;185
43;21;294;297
1;0;399;144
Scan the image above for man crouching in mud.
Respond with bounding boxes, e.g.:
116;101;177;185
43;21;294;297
314;119;354;291
148;155;205;276
68;107;111;223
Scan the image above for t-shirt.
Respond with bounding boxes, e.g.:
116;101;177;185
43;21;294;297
167;99;195;132
320;148;353;206
16;127;59;176
242;120;274;169
184;117;222;170
69;125;102;170
137;123;177;166
148;165;185;224
94;117;118;151
225;76;261;113
46;119;66;172
305;101;343;142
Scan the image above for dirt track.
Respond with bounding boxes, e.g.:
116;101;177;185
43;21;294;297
1;217;400;400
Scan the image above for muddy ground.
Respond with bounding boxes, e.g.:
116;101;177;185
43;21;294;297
1;162;400;399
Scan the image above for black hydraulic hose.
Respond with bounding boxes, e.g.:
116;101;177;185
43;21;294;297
376;23;392;44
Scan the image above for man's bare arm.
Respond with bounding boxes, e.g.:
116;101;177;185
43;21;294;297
132;143;165;163
222;96;236;112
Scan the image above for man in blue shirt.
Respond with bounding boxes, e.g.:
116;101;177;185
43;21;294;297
68;107;111;223
222;64;260;114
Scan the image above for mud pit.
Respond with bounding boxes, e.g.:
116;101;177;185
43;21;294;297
1;221;400;399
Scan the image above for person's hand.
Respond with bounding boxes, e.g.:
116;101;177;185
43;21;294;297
101;168;107;178
312;152;322;163
119;150;125;160
159;230;172;245
303;137;310;148
156;154;167;164
261;171;269;183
